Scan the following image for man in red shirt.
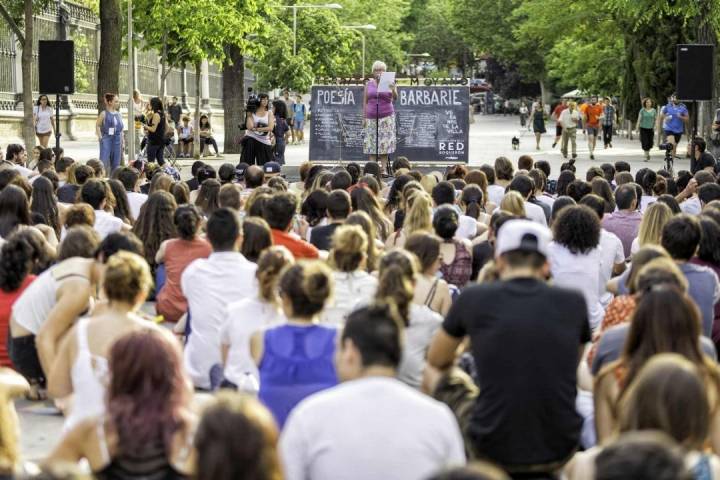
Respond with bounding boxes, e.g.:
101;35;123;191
264;192;319;259
551;100;568;149
583;96;604;160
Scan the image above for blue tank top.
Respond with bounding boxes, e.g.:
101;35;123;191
102;110;125;137
258;324;338;428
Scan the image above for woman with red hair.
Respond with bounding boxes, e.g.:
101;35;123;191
46;329;196;478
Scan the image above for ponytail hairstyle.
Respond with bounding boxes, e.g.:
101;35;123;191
376;249;419;324
256;246;294;304
279;261;333;317
329;225;368;273
460;185;483;219
0;229;50;292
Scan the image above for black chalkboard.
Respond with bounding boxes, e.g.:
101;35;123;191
309;85;470;163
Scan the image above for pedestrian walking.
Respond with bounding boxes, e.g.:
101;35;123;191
635;98;657;162
601;97;617;149
532;103;546;150
583;96;603;160
551;100;568;148
658;93;689;160
559;101;580;159
519;103;529;130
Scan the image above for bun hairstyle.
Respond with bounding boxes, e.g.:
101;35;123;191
103;250;153;306
256;246;294;304
461;185;483;219
432;205;460;240
330;225;368;273
174;204;202;240
279;261;333;317
377;249;419;323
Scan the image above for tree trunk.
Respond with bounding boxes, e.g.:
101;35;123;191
194;61;201;158
97;0;121;112
222;44;245;155
21;0;34;150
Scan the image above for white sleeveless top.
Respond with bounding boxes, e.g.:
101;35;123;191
246;111;271;145
33;105;53;134
64;318;108;431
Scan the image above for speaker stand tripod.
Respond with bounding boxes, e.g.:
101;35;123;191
54;94;62;152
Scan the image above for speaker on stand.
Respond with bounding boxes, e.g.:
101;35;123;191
38;40;75;152
676;44;716;168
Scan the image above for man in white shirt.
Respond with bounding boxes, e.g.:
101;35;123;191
580;195;626;307
480;164;506;207
559;101;580;159
5;144;35;178
281;303;465;480
80;179;128;239
117;167;147;220
676;171;715;216
508;174;548;226
182;208;258;389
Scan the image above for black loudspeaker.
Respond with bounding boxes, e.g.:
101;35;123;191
38;40;75;94
676;44;715;101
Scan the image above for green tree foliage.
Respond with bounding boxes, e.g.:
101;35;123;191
252;8;356;91
412;0;472;73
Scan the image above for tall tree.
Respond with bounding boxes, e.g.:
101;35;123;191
0;0;50;148
97;0;121;112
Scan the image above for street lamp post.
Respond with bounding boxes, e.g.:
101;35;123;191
281;3;343;56
341;24;376;78
127;0;134;164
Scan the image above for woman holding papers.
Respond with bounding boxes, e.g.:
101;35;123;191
364;60;397;175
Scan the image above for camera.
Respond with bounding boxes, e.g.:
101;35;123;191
659;142;674;173
246;95;260;114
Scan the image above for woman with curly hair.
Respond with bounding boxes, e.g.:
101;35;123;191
46;328;196;477
548;204;604;329
132;191;177;271
0;230;50;367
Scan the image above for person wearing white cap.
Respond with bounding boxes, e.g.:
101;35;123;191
426;219;591;474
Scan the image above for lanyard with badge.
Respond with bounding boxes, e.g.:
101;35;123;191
108;113;117;136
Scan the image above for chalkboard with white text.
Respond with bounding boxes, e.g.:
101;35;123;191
309;85;470;163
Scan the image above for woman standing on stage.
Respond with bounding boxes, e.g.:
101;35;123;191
636;98;657;162
363;60;397;175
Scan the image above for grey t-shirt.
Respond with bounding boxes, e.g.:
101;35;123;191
592;323;718;375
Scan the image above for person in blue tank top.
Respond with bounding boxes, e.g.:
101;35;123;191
96;93;125;174
251;261;337;428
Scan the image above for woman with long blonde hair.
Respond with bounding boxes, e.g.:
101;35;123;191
630;201;673;255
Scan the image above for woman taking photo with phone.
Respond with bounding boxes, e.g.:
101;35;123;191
241;93;274;167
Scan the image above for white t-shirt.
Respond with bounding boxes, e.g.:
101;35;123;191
398;304;443;389
93;210;124;240
126;191;148;220
13;164;34;179
280;376;466;480
456;214;478;239
639;195;657;213
487;184;505;206
182;251;258;389
322;271;378;326
33;105;53;134
598;229;625;307
548;242;605;330
537;193;555;210
681;196;702;215
525;201;548;226
220;296;286;387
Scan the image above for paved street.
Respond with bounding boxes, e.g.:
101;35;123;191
13;110;694;464
48;112;693;177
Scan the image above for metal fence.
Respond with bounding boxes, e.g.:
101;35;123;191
0;1;229;110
